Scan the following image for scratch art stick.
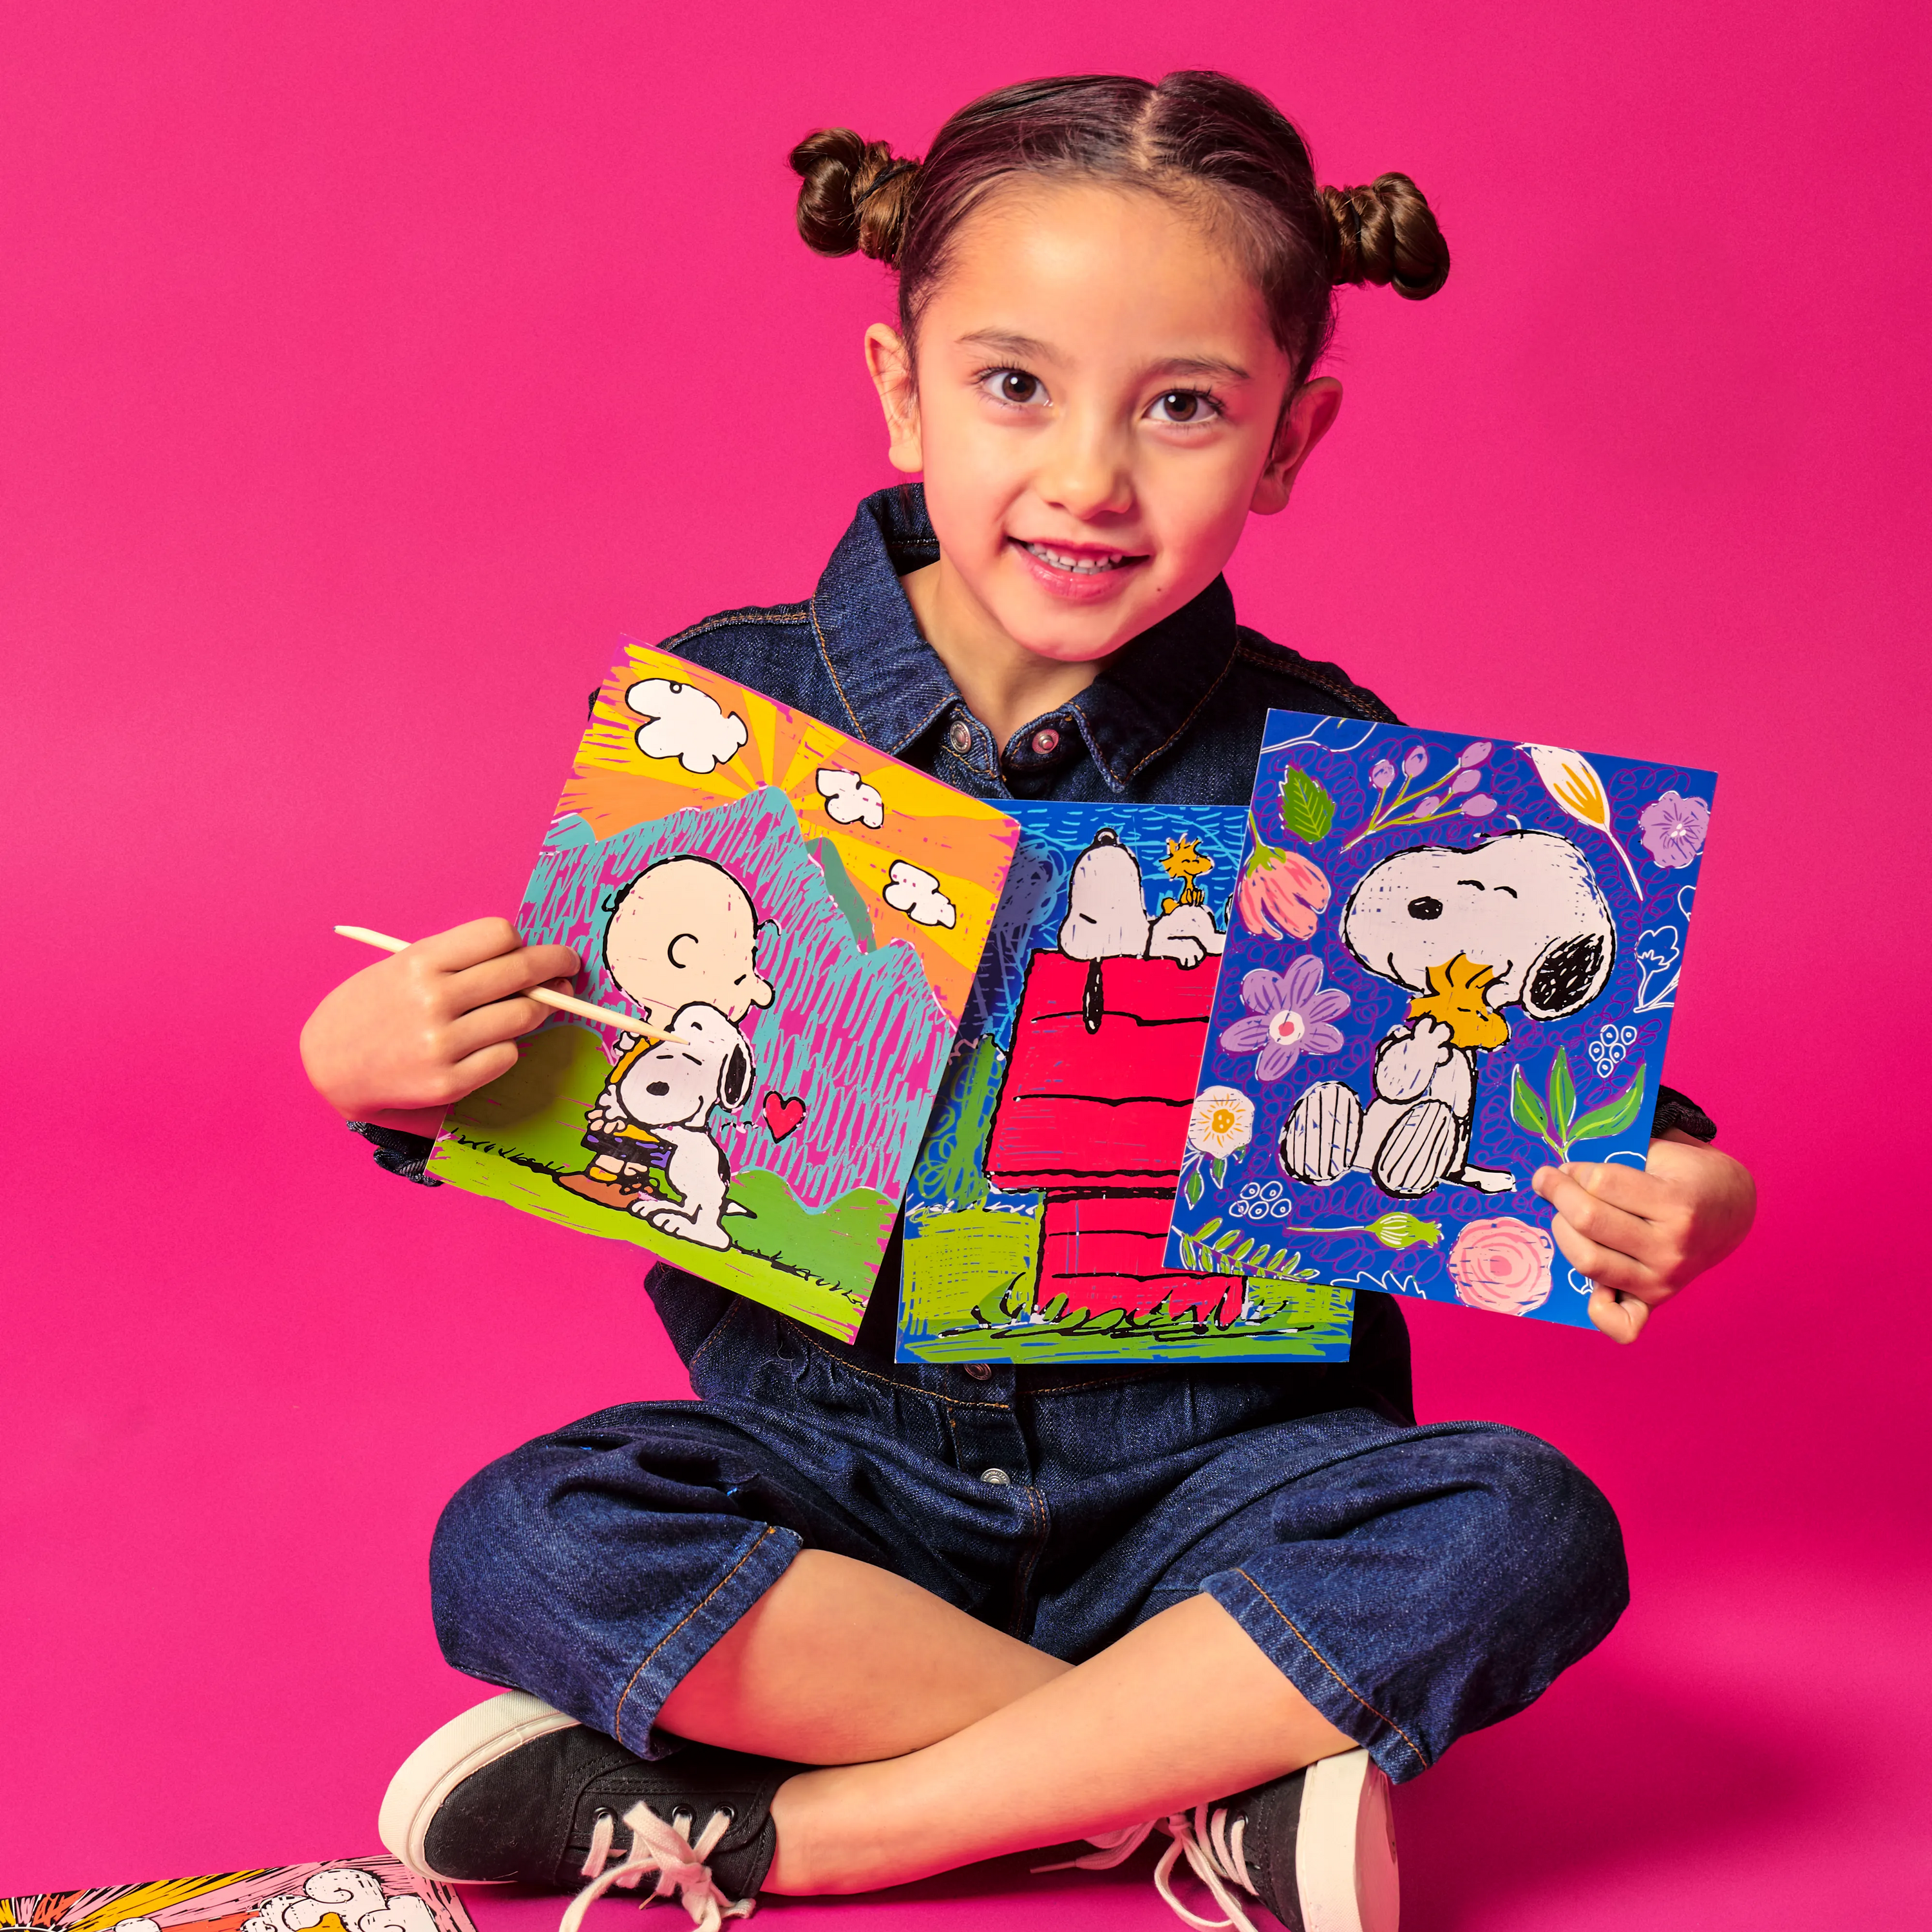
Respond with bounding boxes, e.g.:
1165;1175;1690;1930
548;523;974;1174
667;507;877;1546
332;925;685;1041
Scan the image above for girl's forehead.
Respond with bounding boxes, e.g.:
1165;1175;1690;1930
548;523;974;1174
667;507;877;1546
927;178;1276;364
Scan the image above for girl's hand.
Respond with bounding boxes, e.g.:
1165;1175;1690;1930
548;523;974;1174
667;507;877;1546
299;918;580;1118
1531;1130;1757;1345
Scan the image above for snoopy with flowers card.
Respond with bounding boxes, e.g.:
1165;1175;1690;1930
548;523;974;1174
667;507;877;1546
1170;711;1716;1330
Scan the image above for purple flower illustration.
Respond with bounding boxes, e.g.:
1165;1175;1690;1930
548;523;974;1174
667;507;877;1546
1220;957;1350;1082
1638;791;1710;869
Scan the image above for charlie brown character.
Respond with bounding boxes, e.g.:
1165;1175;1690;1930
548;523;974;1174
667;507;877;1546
556;856;775;1210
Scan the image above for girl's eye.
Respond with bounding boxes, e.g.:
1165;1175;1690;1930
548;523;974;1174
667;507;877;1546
981;368;1045;406
1148;388;1218;424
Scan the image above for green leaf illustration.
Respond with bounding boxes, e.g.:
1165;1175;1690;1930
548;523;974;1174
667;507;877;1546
1280;766;1336;842
1232;1239;1255;1266
1567;1064;1649;1144
1510;1063;1549;1138
1184;1165;1204;1208
1209;1157;1227;1187
1548;1048;1577;1141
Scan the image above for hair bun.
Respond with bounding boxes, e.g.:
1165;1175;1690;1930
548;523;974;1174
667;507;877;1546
1321;173;1450;299
790;128;920;265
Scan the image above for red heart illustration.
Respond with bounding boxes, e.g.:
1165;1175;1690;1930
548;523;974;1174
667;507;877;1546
761;1091;808;1143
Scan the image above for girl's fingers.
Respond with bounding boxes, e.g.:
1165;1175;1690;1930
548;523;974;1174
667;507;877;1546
441;987;560;1058
1587;1286;1651;1345
410;917;531;972
442;1039;522;1097
444;943;582;1012
1548;1157;1670;1218
1533;1165;1665;1269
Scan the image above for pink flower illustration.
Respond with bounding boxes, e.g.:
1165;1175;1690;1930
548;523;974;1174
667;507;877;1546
1638;791;1710;869
1447;1217;1555;1315
1235;846;1332;940
1220;957;1350;1082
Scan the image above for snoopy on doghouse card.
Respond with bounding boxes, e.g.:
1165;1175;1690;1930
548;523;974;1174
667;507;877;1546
1168;711;1716;1330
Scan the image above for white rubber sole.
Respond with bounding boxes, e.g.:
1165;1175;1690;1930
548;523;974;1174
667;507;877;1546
377;1690;582;1879
1294;1748;1399;1932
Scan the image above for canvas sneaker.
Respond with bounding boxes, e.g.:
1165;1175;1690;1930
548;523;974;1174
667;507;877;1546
1041;1746;1398;1932
378;1690;793;1927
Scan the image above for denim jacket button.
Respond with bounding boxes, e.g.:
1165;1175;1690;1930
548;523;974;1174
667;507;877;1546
962;1361;992;1381
1030;727;1060;755
979;1466;1012;1485
947;719;973;755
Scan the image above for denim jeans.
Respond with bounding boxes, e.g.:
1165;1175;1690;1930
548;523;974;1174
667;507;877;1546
431;1286;1627;1784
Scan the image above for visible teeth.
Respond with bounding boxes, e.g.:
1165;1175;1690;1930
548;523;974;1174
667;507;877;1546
1022;542;1126;574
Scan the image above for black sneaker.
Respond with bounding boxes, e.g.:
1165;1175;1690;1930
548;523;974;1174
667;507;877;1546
1041;1747;1397;1932
378;1690;792;1916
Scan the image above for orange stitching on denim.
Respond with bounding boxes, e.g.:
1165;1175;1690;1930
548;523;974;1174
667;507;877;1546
1232;1567;1430;1768
807;600;866;735
1230;643;1399;724
794;1328;1012;1410
1123;649;1241;779
613;1526;788;1747
1027;1368;1162;1396
1009;1479;1051;1638
684;1294;748;1383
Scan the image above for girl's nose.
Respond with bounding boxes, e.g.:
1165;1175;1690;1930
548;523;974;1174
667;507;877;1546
1033;415;1134;522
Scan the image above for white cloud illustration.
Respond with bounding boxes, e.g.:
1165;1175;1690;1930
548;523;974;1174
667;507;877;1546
816;766;885;829
883;861;956;929
242;1870;437;1932
624;678;748;774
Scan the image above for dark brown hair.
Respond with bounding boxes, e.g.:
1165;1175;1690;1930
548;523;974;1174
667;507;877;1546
790;71;1448;388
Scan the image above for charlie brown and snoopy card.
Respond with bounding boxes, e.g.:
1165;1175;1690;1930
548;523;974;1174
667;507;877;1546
426;639;1018;1343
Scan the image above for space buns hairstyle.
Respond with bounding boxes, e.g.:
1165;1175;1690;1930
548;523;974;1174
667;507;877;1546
790;70;1450;386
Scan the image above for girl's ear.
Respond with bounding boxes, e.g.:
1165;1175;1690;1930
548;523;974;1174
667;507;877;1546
1251;377;1343;516
865;323;923;474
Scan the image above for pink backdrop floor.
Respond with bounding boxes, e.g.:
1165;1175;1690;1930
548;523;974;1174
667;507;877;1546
5;2;1929;1926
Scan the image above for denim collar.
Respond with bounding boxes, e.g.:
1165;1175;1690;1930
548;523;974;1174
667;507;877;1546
808;485;1245;793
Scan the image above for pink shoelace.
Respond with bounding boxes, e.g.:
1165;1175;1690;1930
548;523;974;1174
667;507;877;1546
1037;1804;1263;1932
559;1802;755;1932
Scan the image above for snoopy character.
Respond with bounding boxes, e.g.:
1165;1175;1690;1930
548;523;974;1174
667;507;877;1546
583;1003;757;1250
557;855;774;1211
1278;829;1615;1198
1057;828;1226;1029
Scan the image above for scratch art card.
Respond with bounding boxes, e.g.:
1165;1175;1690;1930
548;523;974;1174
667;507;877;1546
896;803;1355;1364
1166;712;1715;1330
428;641;1019;1342
1;1860;476;1932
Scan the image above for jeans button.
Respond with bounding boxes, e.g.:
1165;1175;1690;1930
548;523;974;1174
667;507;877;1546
1030;727;1060;755
947;719;973;755
962;1362;992;1381
980;1466;1012;1485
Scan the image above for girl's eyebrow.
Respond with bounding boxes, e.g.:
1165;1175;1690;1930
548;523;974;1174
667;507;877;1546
954;328;1249;385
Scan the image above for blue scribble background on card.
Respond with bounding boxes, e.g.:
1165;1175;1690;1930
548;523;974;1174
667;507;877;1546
1165;712;1716;1330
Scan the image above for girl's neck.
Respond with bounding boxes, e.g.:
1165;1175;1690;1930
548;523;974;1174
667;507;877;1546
900;558;1108;751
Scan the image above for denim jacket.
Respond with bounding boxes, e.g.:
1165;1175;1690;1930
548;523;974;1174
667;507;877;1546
357;486;1715;1420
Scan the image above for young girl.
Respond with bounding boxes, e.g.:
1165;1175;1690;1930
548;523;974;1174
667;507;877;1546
302;71;1756;1932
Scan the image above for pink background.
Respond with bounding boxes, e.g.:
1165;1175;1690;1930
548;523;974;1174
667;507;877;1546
5;3;1927;1926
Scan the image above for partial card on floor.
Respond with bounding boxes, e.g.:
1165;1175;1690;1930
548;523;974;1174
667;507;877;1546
2;1860;475;1932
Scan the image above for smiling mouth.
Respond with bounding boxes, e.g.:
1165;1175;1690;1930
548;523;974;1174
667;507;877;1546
1016;540;1143;575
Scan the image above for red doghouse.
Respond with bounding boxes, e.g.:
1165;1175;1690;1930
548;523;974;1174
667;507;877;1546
985;949;1244;1325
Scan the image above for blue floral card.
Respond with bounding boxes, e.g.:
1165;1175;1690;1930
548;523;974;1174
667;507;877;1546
1165;712;1716;1329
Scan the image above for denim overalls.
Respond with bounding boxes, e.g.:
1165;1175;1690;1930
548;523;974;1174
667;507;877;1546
428;488;1662;1783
